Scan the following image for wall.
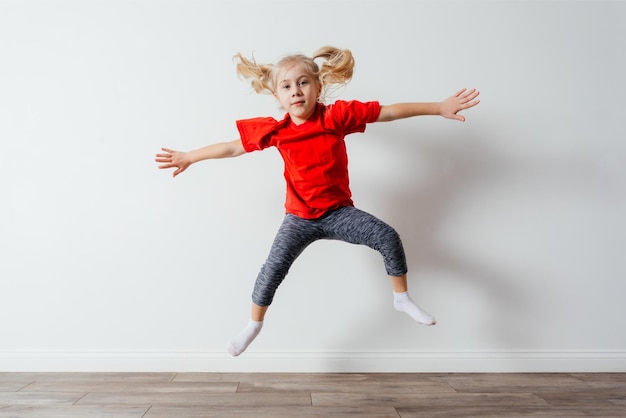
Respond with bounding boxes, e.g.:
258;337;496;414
1;0;625;372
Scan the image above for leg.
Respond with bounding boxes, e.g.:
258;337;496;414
228;215;320;357
251;302;269;322
227;303;268;357
323;206;408;277
390;274;409;293
391;274;436;325
323;207;436;325
252;214;321;306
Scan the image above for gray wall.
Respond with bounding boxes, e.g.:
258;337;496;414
1;0;624;372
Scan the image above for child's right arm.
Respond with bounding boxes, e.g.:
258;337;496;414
155;139;246;177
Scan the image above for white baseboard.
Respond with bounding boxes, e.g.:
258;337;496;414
2;350;626;373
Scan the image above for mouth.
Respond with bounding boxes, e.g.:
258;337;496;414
292;100;306;106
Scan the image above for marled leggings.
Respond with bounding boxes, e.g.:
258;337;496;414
252;206;407;306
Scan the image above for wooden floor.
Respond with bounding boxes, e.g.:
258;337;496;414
0;372;625;417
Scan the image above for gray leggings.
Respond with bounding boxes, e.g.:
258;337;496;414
252;206;407;306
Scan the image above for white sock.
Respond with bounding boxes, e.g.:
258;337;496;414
228;319;263;357
393;291;436;325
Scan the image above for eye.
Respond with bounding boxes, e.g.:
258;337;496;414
281;84;290;90
298;80;308;87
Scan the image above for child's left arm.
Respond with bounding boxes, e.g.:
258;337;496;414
377;88;480;123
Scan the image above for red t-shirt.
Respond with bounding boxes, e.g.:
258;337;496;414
237;100;381;219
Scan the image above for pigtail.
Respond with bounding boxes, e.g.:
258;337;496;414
312;46;355;102
233;53;274;95
233;46;355;101
313;46;355;86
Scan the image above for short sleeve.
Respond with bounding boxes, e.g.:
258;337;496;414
326;100;381;135
236;117;281;152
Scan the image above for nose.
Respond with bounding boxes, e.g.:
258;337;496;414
292;85;302;96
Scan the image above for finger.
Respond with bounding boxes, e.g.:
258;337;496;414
458;88;477;101
454;88;467;98
464;89;479;101
161;147;175;153
155;160;174;165
457;96;477;109
464;99;480;109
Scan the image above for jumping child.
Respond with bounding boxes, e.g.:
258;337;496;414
155;46;480;356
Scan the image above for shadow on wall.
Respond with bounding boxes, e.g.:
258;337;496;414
323;118;619;356
368;125;531;348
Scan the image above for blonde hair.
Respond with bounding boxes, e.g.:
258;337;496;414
233;46;355;102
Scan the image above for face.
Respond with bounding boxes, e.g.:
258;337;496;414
273;63;322;125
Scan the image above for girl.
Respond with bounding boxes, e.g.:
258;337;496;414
155;46;480;356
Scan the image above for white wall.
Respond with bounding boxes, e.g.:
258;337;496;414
1;0;625;372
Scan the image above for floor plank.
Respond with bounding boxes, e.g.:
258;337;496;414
431;372;589;393
1;372;625;418
76;391;312;407
144;405;400;418
312;391;550;408
0;405;148;418
536;389;626;407
0;373;176;383
236;377;454;394
19;381;238;394
0;391;85;406
396;405;626;417
0;382;30;392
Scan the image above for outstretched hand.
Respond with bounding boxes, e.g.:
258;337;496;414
440;88;480;122
155;147;191;177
